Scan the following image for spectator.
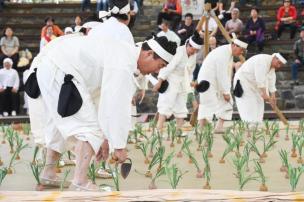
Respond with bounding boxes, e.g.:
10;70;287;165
199;17;218;38
217;0;236;24
245;7;265;52
157;21;181;46
64;27;74;35
177;13;196;45
291;26;304;85
73;15;82;32
0;58;19;116
128;0;139;29
40;26;56;51
40;16;64;38
0;27;19;69
225;8;243;37
96;0;108;12
276;0;297;40
157;0;182;31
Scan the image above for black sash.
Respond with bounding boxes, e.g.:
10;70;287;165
24;68;41;99
233;79;243;98
57;74;83;118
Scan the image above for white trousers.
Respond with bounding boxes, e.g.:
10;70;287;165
157;80;188;118
234;79;264;124
198;85;233;121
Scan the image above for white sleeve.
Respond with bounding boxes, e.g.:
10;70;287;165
254;61;268;88
216;57;231;94
13;70;20;90
158;49;182;80
40;39;46;52
267;71;277;93
98;67;134;149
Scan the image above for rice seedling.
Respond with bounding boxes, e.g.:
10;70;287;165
145;146;164;177
264;120;271;136
31;146;40;165
182;138;193;163
254;161;268;191
196;127;204;151
60;169;71;191
219;134;236;164
0;168;7;186
177;136;191;158
261;128;278;158
7;149;18;174
296;138;304;164
248;140;264;163
30;162;44;191
193;122;199;141
21;123;31;140
133;123;146;148
205;124;214;158
183;144;203;178
285;124;290;141
287;164;304;192
243;143;251;172
88;161;98;184
298;119;304;133
279;149;289;174
232;154;257;191
271;121;280;138
202;147;211;189
231;128;243;157
165;163;187;189
148;119;157;133
291;133;299;158
138;141;150;164
148;135;158;158
0;124;6;144
149;166;165;189
6;127;16;154
167;121;177;147
15;134;29;160
108;164;120;191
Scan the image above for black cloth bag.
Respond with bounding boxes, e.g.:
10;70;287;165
57;74;83;118
233;79;243;98
24;68;41;99
196;80;210;93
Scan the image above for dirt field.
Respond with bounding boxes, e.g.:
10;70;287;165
0;120;304;193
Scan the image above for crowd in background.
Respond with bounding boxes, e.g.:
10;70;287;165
1;0;304;116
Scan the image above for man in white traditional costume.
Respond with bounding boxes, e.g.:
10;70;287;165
197;38;248;133
89;0;134;45
154;32;203;133
25;0;133;166
27;34;176;191
157;20;181;46
233;53;286;124
0;58;19;116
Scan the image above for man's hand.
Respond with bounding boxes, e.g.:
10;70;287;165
261;91;270;102
96;139;109;162
190;81;197;88
113;149;128;163
11;88;18;93
153;80;163;92
178;29;187;34
223;94;231;102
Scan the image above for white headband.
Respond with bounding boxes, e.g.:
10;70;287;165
110;4;130;15
232;38;248;49
82;21;102;29
189;38;202;49
272;53;287;64
147;39;173;63
3;58;13;65
231;32;248;49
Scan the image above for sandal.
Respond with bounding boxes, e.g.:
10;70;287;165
70;182;101;191
40;176;71;188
